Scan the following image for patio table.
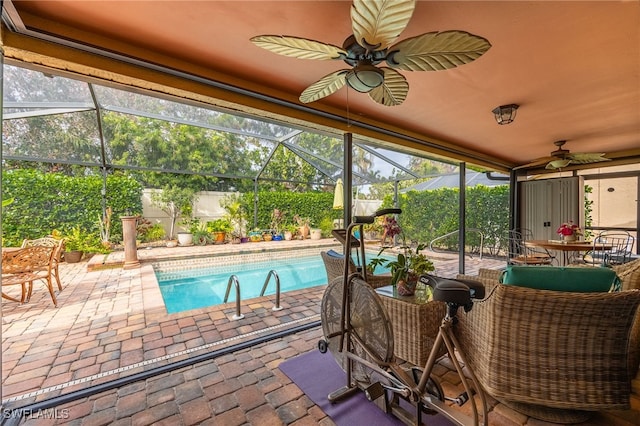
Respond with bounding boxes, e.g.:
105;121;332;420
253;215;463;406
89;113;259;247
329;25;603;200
375;284;446;366
525;239;611;266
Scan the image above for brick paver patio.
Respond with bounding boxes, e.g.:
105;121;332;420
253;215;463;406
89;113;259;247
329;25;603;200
1;239;633;424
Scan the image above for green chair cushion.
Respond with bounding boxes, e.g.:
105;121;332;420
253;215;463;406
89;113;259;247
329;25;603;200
500;265;620;292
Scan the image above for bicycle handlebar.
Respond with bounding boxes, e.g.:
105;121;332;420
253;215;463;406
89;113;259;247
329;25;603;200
373;208;402;217
351;208;402;225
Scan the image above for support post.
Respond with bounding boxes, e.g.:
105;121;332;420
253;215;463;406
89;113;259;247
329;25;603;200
344;133;353;226
121;216;140;269
459;163;466;275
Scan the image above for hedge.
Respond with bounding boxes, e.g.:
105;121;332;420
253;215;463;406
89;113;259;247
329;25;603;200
1;169;509;255
382;185;510;255
2;169;143;246
242;191;342;231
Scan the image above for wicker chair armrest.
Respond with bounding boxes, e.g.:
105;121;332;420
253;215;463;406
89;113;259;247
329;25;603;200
455;274;498;299
456;285;640;411
366;274;392;289
613;259;640;291
477;268;503;281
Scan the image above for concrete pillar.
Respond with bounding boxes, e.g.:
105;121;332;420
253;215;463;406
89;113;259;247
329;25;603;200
121;216;140;269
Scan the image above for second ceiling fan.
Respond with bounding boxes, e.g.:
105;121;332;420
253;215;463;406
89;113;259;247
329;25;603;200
251;0;491;106
516;140;611;170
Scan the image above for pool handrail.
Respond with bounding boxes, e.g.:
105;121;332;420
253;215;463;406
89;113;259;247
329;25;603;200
259;270;283;311
223;275;244;320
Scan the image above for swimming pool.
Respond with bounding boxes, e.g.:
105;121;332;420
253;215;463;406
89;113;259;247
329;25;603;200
154;248;391;313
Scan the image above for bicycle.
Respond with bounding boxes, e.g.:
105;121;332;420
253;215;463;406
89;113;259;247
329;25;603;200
318;208;488;426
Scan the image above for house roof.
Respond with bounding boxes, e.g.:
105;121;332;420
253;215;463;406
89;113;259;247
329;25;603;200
402;171;509;192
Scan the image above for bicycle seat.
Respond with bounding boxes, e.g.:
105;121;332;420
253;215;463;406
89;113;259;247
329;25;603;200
419;275;485;304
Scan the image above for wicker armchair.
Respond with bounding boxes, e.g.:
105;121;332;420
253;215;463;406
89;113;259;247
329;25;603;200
320;250;391;289
454;274;640;423
613;258;640;291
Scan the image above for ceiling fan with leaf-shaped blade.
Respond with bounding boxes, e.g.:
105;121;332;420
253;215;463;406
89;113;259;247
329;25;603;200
250;0;491;106
515;140;611;170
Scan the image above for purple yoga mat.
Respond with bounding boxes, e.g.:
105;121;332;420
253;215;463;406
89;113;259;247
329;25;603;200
279;350;454;426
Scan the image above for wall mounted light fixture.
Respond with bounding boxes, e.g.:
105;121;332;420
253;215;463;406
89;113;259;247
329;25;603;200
492;104;519;125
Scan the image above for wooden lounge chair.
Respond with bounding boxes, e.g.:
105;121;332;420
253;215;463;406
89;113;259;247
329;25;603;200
2;245;60;307
21;237;65;290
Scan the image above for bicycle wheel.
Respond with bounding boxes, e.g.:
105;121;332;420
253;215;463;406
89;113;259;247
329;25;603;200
321;276;394;384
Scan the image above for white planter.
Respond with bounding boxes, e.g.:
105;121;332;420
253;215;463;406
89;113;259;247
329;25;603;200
177;232;193;246
310;229;322;240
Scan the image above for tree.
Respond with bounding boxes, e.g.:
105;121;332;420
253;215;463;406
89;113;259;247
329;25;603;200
150;185;197;239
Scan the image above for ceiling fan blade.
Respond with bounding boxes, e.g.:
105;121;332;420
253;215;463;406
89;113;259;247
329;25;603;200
299;70;348;103
513;156;556;170
250;35;346;60
368;68;408;106
545;159;572;169
387;30;491;71
351;0;415;50
567;152;610;164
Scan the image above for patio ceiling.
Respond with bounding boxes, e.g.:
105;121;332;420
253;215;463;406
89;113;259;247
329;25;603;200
2;1;640;173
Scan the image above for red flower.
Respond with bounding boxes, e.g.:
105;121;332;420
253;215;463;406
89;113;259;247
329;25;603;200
382;216;401;238
556;221;581;236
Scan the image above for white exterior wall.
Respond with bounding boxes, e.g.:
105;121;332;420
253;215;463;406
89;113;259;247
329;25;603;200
141;189;235;235
142;188;384;236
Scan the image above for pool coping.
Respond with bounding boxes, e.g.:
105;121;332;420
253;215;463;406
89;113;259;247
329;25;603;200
87;238;344;271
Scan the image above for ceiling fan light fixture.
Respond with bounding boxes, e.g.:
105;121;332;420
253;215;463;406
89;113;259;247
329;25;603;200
492;104;519;125
345;64;384;93
547;159;572;169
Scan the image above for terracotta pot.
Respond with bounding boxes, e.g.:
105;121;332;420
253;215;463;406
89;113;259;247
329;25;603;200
299;225;310;239
64;250;83;263
397;279;417;296
213;231;226;244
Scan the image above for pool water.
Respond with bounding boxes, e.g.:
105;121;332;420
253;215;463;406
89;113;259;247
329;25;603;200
156;253;391;313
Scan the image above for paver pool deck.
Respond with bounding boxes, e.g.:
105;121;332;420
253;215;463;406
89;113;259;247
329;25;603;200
1;239;634;425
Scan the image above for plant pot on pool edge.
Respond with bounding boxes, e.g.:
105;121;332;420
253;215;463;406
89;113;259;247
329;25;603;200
64;250;83;263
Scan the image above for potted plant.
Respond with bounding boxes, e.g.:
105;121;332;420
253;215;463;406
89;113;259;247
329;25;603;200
283;223;298;241
206;218;233;244
177;217;195;246
97;206;113;249
309;228;322;240
270;208;285;240
556;221;582;242
294;215;311;239
249;228;263;242
221;194;248;240
136;216;166;245
383;241;434;296
150;185;197;243
184;218;210;246
229;231;242;244
371;219;435;296
63;226;89;263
